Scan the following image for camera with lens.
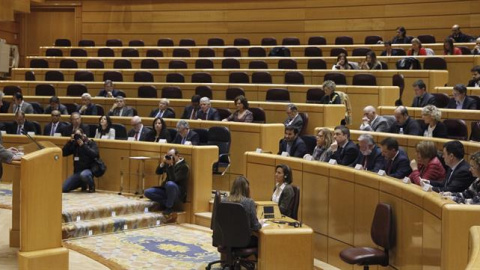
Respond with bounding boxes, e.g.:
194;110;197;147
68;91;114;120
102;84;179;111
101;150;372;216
74;134;82;141
165;155;172;160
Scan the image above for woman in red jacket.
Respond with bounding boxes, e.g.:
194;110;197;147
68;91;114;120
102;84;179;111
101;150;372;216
443;38;462;55
409;141;446;185
407;38;427;56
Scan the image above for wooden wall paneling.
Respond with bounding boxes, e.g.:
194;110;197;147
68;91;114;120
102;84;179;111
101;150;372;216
423;211;442;269
0;0;14;22
328;167;355;245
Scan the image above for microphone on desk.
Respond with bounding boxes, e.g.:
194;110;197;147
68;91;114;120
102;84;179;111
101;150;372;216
21;129;44;150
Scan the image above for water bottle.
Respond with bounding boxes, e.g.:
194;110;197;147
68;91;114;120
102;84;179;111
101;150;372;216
399;128;404;134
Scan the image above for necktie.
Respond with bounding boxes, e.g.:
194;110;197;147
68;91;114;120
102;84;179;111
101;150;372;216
386;159;393;174
190;109;196;119
181;137;186;144
50;123;56;136
17;125;23;135
363;155;368;169
134;132;139;141
157;111;163;118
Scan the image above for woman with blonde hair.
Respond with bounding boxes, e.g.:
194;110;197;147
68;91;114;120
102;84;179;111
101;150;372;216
304;128;334;162
409;141;445;185
407;38;427;56
421;105;447;138
225;176;261;234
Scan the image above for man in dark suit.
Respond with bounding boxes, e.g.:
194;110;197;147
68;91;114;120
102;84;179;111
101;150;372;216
108;96;135;117
380;41;401;56
97;80;122;98
448;24;475;43
181;95;201;120
283;103;304;134
467;66;480;88
432;140;475;192
44;96;68;115
389;106;423;136
380;137;412;179
278;125;307;158
411;80;436;108
173;120;199;145
78;93;98;115
149;98;176;119
61;112;90;137
330;125;359;166
447;84;477;110
9;111;37;135
128;116;154;142
359;106;389;132
44;110;68;136
196;97;220;121
351;133;384;172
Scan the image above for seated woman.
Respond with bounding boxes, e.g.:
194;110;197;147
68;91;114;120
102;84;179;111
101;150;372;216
443;38;462;55
407;38;427;56
304;128;334;162
421;105;447;138
332;53;357;70
94;115;115;140
409;141;446;185
272;164;295;218
319;80;341;104
444;151;480;204
222;95;253;123
152;117;172;143
360;51;382;70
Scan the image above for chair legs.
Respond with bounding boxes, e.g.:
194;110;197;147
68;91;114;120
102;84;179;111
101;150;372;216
205;259;225;270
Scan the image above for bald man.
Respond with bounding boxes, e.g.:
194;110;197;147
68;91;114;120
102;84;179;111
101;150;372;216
449;24;474;43
389;106;423;136
359;106;389;132
127;116;154;142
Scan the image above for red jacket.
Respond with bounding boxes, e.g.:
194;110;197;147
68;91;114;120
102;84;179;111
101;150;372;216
444;47;462;55
409;157;446;185
407;48;427;56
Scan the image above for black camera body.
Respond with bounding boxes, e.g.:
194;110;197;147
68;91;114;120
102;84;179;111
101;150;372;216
165;155;172;160
74;134;82;141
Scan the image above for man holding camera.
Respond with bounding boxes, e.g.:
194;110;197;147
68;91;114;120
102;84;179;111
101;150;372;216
62;129;99;193
144;148;189;223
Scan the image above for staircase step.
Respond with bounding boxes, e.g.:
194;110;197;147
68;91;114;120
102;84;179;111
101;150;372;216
194;212;212;228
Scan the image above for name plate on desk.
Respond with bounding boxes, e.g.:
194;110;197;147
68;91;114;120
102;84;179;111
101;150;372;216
255;201;282;220
328;159;337;165
403;177;411;184
158;139;167;143
377;170;386;176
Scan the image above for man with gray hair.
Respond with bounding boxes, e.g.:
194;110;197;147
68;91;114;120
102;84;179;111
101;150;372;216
351;133;384;172
320;80;341;104
128;116;154;141
108;96;135;117
196;97;220;121
359;105;389;132
283;103;304;134
78;93;97;115
150;98;175;118
173;120;199;145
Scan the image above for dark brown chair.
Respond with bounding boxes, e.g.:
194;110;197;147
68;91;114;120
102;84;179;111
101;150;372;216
284;71;304;84
195;59;214;69
340;203;394;270
458;46;472;55
3;86;21;95
222;59;240;69
59;59;78;69
74;71;95;82
335;36;354;45
470;121;480;142
423;57;447;70
161;86;182;98
106;39;123;47
216;108;231;120
141;59;159;69
233;38;250;46
248;47;266;57
226;88;245;100
169;60;188;69
78;40;95;46
25;71;35;81
191;72;212;83
471;95;480;109
179;38;196;46
249;107;266;123
229;72;249;84
121;48;139;57
146;49;163;57
103;71;123;82
307;59;327;69
195;86;213;99
98;48;115;57
444;119;468;140
298;112;308;135
364;36;383;44
266;88;290;102
304;47;322;57
224;48;241;57
393;48;406;56
138;86;158;98
380;61;388;70
330;48;348;57
86;59;104;69
308;36;326;45
248;61;268;69
45;49;63;56
157;38;174;46
261;37;277;46
113;59;132;69
30;59;49;68
166;73;185;83
128;40;145;46
278;59;297;69
35;84;56;96
352;48;372;56
208;38;224;46
282;37;300;45
198;48;215;58
134;71;154;82
432;93;450;108
392;74;405;101
70;49;87;57
251;72;272;84
300;135;316;155
289;185;300;220
172;48;191;57
353;74;377;86
45;70;64;81
324;73;347;85
66;84;88;96
306;88;325;103
417;34;436;44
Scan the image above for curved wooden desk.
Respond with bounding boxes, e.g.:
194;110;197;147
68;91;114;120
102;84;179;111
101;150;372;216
467;226;480;269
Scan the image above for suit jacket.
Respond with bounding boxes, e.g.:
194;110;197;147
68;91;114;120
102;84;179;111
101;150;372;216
196;108;220;121
181;105;199;119
44;104;68;115
360;116;389;133
446;96;477;110
389;117;423;136
108;106;135;117
61;123;90;137
411;93;436;108
432;159;476;192
421;121;448;138
275;184;295;218
43;121;69;136
278;136;308;158
127;126;155;142
173;130;200;145
149;108;176;119
97;89;121;97
0;101;10;113
351;145;385;173
8;121;37;135
79;104;98;115
409;157;446;185
468;79;480;87
10;102;34;114
284;114;304;133
381;50;400;56
384;150;411;179
331;140;359;166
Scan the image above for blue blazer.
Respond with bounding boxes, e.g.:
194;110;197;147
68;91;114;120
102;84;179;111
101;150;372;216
384;150;411;179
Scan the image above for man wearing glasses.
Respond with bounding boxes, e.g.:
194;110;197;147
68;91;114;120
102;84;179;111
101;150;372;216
173;120;199;145
44;110;68;136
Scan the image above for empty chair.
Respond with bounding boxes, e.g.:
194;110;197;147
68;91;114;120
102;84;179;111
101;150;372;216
54;39;71;46
112;123;128;140
417;34;436;43
330;48;348;57
138;85;158;98
306;88;325;103
353;74;377;86
335;36;354;45
146;49;163;57
86;59;104;69
233;38;250;46
35;84;56;96
392;74;405;101
458;46;472;55
121;48;139;57
59;59;78;68
266;88;290;102
172;48;191;57
94;104;105;116
251;72;272;84
30;59;49;68
191;72;212;83
308;36;327;45
161;86;182;98
45;70;64;81
216;108;232;120
169;60;188;69
432;93;450;108
113;59;132;69
423;57;447;70
3;86;21;95
195;86;213;99
198;48;215;57
249;61;268;69
66;84;88;96
224;47;241;57
298;112;309;135
324;72;347;85
208;126;231;175
380;61;388;70
470;122;480;142
166;72;185;83
282;37;300;45
301;135;316;154
208;38;225;46
229;72;249;84
25;71;35;81
471;96;480;109
134;71;154;82
78;40;95;46
98;48;115;57
195;59;214;69
261;37;277;46
106;39;123;46
444;119;468;140
307;59;327;69
222;58;240;69
70;48;87;57
284;71;304;84
193;128;209;145
393;48;407;56
157;38;174;46
364;35;383;44
45;49;63;56
141;59;159;69
179;38;196;46
278;59;297;69
128;40;145;46
103;71;123;82
226;87;245;100
249;107;266;123
30;102;44;114
352;48;372;56
304;47;322;56
248;47;266;57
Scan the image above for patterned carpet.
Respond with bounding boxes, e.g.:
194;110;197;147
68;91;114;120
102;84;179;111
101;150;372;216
0;183;12;209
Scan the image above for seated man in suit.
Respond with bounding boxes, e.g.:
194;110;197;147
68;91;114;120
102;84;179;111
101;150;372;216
10;92;33;114
149;98;175;119
128;116;154;142
389;106;423;136
277;125;307;158
381;41;401;56
330;125;359;166
108;96;135;117
78;93;98;115
411;80;435;108
432;140;475;192
44;96;68;115
351;133;384;172
97;80;121;98
380;137;411;179
181;95;201;120
8;111;36;135
173;120;199;145
196;97;220;121
44;110;68;136
283;103;303;134
447;84;477;110
62;112;90;137
359;105;389;132
448;24;475;43
467;65;480;88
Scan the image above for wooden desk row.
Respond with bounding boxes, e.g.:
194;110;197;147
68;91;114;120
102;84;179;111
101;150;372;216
435;86;480;97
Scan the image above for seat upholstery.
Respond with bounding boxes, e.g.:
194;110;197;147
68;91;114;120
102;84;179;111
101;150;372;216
444;119;468;140
423;57;447;70
352;48;372;56
432;93;450;108
45;70;64;81
128;40;145;46
225;88;245;100
35;84;56;96
470;121;480;142
417;34;436;44
86;59;105;69
224;47;241;57
195;59;214;69
195;86;213;99
324;72;347;85
3;86;21;95
207;38;224;46
330;48;348;57
307;59;327;69
335;36;354;45
157;38;174;46
249;107;266;123
364;35;383;44
70;49;87;57
98;48;115;57
261;37;277;46
352;74;377;86
103;71;123;82
138;85;158;98
161;86;182;98
168;60;188;69
282;37;300;45
251;72;272;84
113;59;132;69
59;59;78;69
198;48;215;58
172;48;191;57
179;38;196;46
306;88;325;103
45;49;63;57
133;71;154;82
74;71;95;82
30;59;49;68
266;88;290;102
248;47;266;57
208;127;231;175
146;49;164;57
284;71;304;84
78;40;95;46
278;59;297;69
66;84;88;96
106;39;123;47
229;72;249;83
141;59;159;69
121;48;139;57
233;38;250;46
304;47;322;57
248;61;268;69
166;73;185;83
222;59;240;69
191;72;212;83
308;36;327;45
